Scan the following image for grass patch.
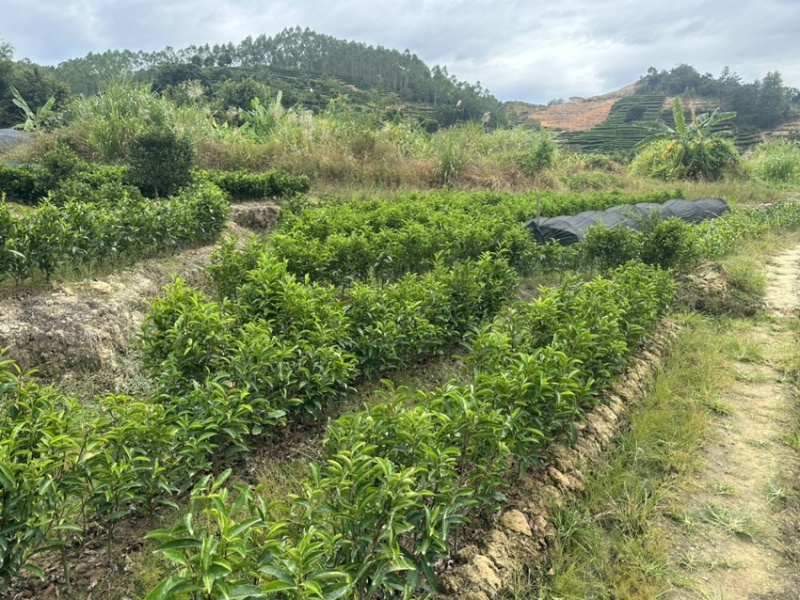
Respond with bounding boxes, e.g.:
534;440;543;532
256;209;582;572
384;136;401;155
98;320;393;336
536;312;725;599
698;503;763;540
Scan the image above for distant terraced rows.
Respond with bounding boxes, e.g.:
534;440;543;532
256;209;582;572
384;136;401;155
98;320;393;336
558;95;666;154
509;88;790;155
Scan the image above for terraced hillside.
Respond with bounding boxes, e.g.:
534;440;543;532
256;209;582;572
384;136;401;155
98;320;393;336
559;94;666;154
510;87;796;154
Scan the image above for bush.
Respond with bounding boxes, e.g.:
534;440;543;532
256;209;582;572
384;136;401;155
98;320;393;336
631;137;739;181
0;165;42;204
582;225;641;270
749;140;800;184
513;131;556;176
37;141;88;190
0;181;229;283
196;169;310;201
125;129;195;198
639;216;700;271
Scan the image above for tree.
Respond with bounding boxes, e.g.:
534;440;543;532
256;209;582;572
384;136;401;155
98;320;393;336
125;129;195;198
0;38;13;61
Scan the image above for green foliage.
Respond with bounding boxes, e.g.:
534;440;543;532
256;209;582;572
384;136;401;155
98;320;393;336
632;97;740;180
0;181;229;283
146;262;676;599
37;141;88;190
258;189;679;287
0;158;128;206
582;215;701;273
9;86;57;132
582;225;642;270
507;129;557;176
638;64;792;131
66;81;215;162
749;139;800;184
0;65;68;129
0;165;43;204
196;168;310;201
639;216;700;271
126;128;195;198
560;95;666;154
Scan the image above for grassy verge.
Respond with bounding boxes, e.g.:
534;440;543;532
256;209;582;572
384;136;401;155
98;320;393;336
525;312;723;600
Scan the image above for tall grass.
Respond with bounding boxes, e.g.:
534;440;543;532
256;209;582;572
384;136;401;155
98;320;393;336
9;82;800;196
748;139;800;185
66;81;218;162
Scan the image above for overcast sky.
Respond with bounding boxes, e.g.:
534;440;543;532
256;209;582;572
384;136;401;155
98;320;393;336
2;0;799;104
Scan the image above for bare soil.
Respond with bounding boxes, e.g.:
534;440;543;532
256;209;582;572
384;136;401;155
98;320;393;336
0;211;271;381
507;84;638;131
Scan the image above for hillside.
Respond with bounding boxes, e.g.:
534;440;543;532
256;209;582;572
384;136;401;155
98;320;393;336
507;84;639;131
509;65;800;154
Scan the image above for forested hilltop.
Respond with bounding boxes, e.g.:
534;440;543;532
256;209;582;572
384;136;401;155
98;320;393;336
0;27;508;129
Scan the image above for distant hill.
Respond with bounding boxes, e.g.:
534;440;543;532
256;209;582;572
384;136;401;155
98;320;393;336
509;65;800;155
508;84;639;132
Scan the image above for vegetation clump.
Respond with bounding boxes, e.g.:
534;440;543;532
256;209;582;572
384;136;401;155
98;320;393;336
632;97;739;180
125;128;195;198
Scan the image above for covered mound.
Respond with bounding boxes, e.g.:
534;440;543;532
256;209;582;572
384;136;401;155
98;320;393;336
526;198;730;245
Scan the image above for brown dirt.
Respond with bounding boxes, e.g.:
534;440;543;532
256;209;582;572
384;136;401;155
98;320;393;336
678;262;764;318
663;247;800;600
0;219;264;380
507;84;638;132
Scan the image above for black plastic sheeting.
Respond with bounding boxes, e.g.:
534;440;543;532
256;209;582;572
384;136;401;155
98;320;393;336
526;198;730;246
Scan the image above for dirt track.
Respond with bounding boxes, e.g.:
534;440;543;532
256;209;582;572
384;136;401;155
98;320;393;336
665;245;800;600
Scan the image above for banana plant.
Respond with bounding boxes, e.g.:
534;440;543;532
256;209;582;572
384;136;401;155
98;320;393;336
9;86;57;132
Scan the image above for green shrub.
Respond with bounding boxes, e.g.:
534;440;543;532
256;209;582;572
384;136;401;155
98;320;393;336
196;169;310;201
639;216;700;271
749;139;800;184
0;181;228;283
125;128;195;198
631;137;739;181
0;165;42;205
513;130;556;176
37;141;88;191
582;224;641;270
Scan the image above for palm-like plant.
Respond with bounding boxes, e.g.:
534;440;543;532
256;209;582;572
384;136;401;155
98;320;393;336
632;97;739;180
9;86;57;132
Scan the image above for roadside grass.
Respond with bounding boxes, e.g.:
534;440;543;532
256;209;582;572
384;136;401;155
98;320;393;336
533;312;723;600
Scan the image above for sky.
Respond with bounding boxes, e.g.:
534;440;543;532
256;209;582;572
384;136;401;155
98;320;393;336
2;0;800;104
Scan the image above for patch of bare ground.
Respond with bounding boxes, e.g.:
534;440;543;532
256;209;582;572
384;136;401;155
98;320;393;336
0;214;269;381
663;248;800;600
507;84;638;132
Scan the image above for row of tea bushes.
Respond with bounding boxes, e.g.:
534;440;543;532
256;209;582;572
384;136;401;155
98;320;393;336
0;253;517;586
212;189;681;288
0;182;229;282
145;262;676;600
0;162;308;206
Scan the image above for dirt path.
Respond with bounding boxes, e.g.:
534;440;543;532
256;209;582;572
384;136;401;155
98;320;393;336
666;247;800;599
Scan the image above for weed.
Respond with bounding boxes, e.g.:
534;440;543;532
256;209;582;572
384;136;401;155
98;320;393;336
708;482;735;496
726;337;764;363
764;481;791;506
535;314;718;599
699;503;762;540
700;397;734;416
746;438;772;449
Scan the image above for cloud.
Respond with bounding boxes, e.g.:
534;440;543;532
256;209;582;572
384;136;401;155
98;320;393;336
2;0;800;103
